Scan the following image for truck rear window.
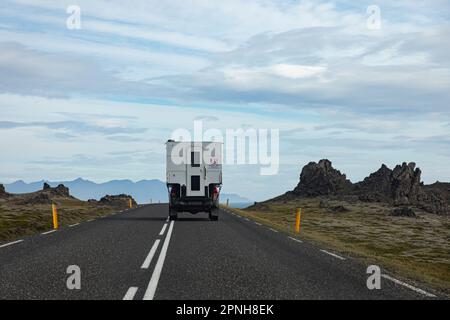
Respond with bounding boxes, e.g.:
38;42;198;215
191;151;200;167
191;175;200;191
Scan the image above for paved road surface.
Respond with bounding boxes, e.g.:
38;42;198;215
0;204;439;299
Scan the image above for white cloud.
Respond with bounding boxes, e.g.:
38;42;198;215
269;64;327;79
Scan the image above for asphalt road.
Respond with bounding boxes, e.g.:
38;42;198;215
0;204;440;299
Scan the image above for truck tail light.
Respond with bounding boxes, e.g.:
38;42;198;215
212;186;219;199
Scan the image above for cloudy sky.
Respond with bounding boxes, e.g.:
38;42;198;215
0;0;449;201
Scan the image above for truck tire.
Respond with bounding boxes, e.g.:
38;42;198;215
169;208;178;221
209;210;219;221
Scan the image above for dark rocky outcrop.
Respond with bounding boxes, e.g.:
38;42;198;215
424;182;450;204
292;159;352;196
287;159;448;215
353;162;447;214
99;194;137;207
53;184;70;197
390;207;416;218
354;164;393;202
416;191;448;215
388;163;447;215
42;183;70;197
391;162;422;206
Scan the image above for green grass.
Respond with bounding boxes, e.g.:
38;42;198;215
0;196;127;244
224;198;450;295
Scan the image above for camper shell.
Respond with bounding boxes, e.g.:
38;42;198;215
166;140;222;220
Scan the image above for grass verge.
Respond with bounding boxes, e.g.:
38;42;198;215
0;196;127;244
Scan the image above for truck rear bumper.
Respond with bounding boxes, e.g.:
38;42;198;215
170;197;216;214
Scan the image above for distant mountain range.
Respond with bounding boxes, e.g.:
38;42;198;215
3;178;252;205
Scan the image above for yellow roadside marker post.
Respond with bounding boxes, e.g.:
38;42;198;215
52;203;59;230
129;199;132;209
295;208;301;234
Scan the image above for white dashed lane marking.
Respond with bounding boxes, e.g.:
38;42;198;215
143;221;175;300
123;287;138;300
320;250;345;260
159;223;168;236
41;230;57;235
381;274;436;298
141;239;161;269
0;239;24;248
288;236;302;243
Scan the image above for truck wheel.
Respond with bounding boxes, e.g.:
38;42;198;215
209;211;219;221
169;208;178;221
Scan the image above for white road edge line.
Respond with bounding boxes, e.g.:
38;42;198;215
244;218;250;221
382;274;436;298
69;223;80;227
141;239;161;269
254;222;262;226
288;236;302;243
269;228;278;233
0;239;24;248
143;221;175;300
123;287;139;300
159;223;168;236
320;249;345;260
41;230;57;235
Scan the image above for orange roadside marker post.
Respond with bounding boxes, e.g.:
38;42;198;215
52;203;59;229
295;208;301;233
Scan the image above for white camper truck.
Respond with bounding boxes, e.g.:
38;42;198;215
166;140;222;221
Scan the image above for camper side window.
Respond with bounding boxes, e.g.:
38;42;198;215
191;151;200;167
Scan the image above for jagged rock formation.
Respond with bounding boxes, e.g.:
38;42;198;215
42;183;70;197
354;164;393;202
288;159;448;215
358;162;447;215
292;159;352;196
99;194;137;207
391;162;422;206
